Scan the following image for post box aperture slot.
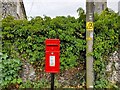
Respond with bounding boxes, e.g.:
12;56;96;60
46;44;58;46
46;45;59;51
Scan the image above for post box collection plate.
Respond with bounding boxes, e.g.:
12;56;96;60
45;39;60;73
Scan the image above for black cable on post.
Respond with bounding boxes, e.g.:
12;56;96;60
51;73;54;90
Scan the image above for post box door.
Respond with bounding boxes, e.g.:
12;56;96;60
45;51;60;73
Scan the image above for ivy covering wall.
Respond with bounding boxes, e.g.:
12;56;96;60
1;9;119;89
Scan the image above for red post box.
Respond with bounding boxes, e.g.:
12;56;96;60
45;39;60;73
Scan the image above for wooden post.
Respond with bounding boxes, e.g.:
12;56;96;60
86;0;94;88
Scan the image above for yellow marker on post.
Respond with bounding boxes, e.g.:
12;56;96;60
86;22;94;31
86;37;92;41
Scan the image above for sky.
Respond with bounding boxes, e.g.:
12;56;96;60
23;0;120;18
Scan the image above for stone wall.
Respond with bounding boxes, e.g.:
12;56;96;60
106;51;120;84
2;0;17;19
17;0;27;19
1;0;26;19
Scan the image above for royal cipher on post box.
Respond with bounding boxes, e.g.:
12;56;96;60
45;39;60;73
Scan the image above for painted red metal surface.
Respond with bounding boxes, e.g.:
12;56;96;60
45;39;60;73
